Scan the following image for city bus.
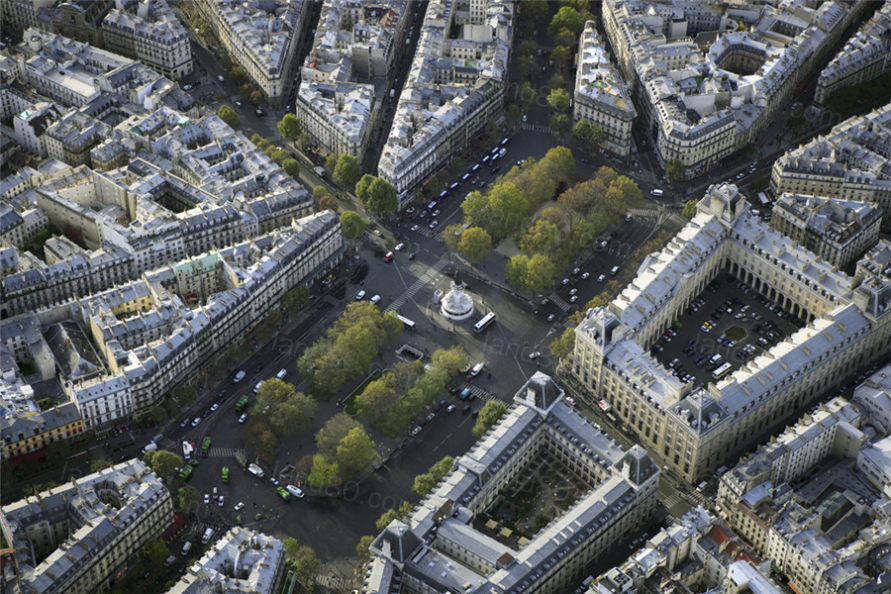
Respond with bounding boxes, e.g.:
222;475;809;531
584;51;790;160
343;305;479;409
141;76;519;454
473;312;496;334
395;314;416;330
200;436;211;456
712;362;732;380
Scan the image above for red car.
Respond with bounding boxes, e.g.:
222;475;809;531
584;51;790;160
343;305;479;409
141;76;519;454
383;252;394;262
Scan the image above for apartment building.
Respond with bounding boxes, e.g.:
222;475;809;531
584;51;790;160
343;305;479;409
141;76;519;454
0;459;173;594
771;103;891;221
43;108;113;166
365;372;660;593
770;193;882;267
296;0;410;160
0;203;47;250
11;101;61;157
573;20;636;157
196;0;309;103
600;0;869;179
715;387;891;594
101;0;192;80
168;528;286;593
570;183;891;484
377;0;514;204
64;211;342;427
590;507;782;594
815;1;891;105
852;365;891;438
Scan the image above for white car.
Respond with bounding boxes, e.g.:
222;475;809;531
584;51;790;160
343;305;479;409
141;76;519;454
597;274;605;283
580;272;590;280
270;477;280;486
568;288;578;296
547;314;556;322
238;413;248;423
234;501;245;511
428;220;438;229
394;243;405;251
446;404;455;412
218;495;224;507
204;493;210;504
191;417;201;427
355;290;366;300
529;351;541;360
521;114;527;122
410;224;420;232
183;84;192;91
569;295;579;303
561;278;570;285
210;403;219;411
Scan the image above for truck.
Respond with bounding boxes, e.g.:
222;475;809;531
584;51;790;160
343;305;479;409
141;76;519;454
234;394;250;413
248;463;264;478
178;465;193;481
221;466;229;483
182;440;194;460
200;436;211;456
201;528;214;544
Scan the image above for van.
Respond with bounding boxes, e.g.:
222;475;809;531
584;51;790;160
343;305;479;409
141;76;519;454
201;527;214;544
428;201;437;210
370;294;381;304
650;189;664;197
610;265;620;275
181;541;192;556
141;441;158;455
276;368;287;380
709;354;722;364
253;382;262;394
285;484;305;498
233;370;245;383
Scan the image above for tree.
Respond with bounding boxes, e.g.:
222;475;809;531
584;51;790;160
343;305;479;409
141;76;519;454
547;72;566;91
277;113;302;141
484;118;499;141
90;459;113;472
376;509;399;531
333;154;361;188
217;104;240;128
472;400;507;437
553;27;577;49
324;153;338;172
231;65;247;84
549;6;583;36
250;89;263;105
682;199;698;219
313;185;329;201
430;346;468;376
283;537;300;561
316;414;361;458
550;327;576;360
143;449;182;482
282;286;310;313
149;404;167;424
517;39;539;58
356;535;375;560
307;454;339;487
551;45;573;69
440;223;463;252
360;177;398;213
355;173;374;199
521;0;550;24
282;157;300;178
430;456;454;481
665;159;684;182
294;545;320;589
526;253;556;291
318;195;338;211
547;88;570;113
44;441;70;466
250;133;264;145
178;485;200;510
520;218;560;255
340;210;366;241
457;227;492;262
271;149;289;165
144;538;169;567
550;113;570;135
506;103;521;123
518;81;537;108
254;379;317;436
412;472;436;497
506;254;529;288
335;426;377;479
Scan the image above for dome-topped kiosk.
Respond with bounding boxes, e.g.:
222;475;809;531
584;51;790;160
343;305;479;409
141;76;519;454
440;281;474;321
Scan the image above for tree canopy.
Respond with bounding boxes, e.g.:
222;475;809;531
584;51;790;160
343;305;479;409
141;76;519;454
356;176;398;212
546;88;570;113
340;210;366;240
549;6;583;37
665;159;684;182
217;105;240;128
472;401;507;437
333;154;361;188
277;113;302;141
457;226;493;262
143;449;182;482
252;379;317;437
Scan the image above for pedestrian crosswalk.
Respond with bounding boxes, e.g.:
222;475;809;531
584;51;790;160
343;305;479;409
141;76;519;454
461;383;497;403
519;123;550;134
385;259;448;313
549;293;571;312
208;447;243;458
659;490;686;512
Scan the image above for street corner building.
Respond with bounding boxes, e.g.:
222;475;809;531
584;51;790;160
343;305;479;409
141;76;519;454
0;458;173;594
364;372;660;594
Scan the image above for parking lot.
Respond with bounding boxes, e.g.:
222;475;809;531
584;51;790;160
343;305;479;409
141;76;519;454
649;272;806;388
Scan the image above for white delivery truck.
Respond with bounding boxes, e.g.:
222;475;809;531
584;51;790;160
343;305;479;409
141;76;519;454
286;484;305;498
201;528;214;544
248;463;265;478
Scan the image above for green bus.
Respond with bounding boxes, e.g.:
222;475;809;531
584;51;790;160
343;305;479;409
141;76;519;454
178;465;193;481
200;436;211;456
235;395;250;413
221;466;229;483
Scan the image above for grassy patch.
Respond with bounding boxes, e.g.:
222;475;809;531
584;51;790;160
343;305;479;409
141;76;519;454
725;325;747;342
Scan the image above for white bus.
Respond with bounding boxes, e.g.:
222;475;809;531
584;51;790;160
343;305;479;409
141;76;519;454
395;314;416;330
712;362;732;380
473;312;496;333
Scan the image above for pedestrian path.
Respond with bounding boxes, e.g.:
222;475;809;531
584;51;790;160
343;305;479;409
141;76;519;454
208;447;243;458
385;259;448;313
519;123;550;134
659;490;686;512
460;382;497;403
